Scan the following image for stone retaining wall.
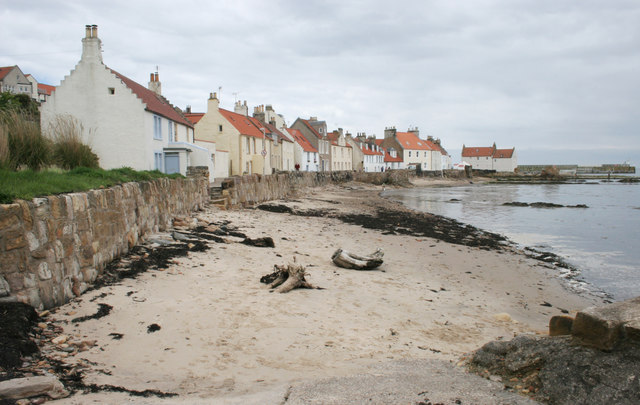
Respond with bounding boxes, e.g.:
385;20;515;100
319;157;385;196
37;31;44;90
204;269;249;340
0;176;208;310
221;170;411;207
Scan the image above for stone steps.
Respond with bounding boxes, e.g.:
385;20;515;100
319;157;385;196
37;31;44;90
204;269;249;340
209;186;228;209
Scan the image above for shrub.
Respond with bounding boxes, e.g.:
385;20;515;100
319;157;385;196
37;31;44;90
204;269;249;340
0;110;49;171
47;115;99;170
0;123;8;169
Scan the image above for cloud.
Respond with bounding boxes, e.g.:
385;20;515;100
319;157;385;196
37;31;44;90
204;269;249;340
1;0;639;164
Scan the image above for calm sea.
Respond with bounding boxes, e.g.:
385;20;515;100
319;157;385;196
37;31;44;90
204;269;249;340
383;179;640;301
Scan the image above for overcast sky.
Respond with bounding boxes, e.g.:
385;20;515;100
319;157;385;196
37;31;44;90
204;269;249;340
2;0;639;165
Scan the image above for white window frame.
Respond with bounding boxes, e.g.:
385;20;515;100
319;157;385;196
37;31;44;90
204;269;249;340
153;115;162;140
154;151;164;171
168;120;174;143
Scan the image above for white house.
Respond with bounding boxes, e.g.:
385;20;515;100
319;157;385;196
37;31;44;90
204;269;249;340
461;143;517;172
287;128;319;172
40;25;213;178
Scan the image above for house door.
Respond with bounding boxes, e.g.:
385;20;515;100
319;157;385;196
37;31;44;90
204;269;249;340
165;153;180;174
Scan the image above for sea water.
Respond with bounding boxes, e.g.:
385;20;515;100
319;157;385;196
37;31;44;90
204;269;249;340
383;180;640;301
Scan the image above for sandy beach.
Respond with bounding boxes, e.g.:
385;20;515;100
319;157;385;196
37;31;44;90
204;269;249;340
37;179;602;403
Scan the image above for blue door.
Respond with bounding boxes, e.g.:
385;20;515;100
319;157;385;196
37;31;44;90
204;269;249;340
164;153;180;174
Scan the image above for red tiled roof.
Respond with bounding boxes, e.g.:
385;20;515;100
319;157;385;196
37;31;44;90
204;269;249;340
38;83;55;96
0;66;15;81
494;148;514;159
287;128;317;153
462;146;494;157
110;69;193;128
361;144;383;155
184;113;204;125
383;147;403;162
396;132;432;151
374;139;383;146
219;109;264;138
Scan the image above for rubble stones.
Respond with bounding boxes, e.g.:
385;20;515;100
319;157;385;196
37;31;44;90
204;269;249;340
0;375;69;400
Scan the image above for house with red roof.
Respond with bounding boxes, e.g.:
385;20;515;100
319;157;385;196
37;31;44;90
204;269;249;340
188;93;273;176
286;128;319;172
461;143;517;172
0;65;33;96
291;117;331;171
327;129;353;171
380;126;434;171
252;105;295;172
372;139;403;170
40;25;211;177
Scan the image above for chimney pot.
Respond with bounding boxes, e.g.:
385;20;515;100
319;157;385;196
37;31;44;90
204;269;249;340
85;25;92;38
150;73;154;82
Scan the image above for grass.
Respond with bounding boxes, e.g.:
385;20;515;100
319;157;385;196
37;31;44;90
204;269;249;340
0;167;183;204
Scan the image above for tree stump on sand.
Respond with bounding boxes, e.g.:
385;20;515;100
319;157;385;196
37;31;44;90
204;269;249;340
331;248;384;270
260;260;316;293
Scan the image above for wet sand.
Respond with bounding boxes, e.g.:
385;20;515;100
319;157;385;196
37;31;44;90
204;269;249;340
37;181;601;403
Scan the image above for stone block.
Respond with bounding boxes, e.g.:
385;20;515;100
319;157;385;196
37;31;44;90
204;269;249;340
572;296;640;350
17;200;32;231
0;204;21;229
0;375;68;399
38;262;52;280
549;315;574;336
4;230;26;251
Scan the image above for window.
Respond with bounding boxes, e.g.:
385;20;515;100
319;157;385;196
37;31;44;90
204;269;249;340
153;116;162;140
168;120;174;142
424;152;427;157
219;124;223;132
154;152;163;171
108;87;115;95
409;151;412;157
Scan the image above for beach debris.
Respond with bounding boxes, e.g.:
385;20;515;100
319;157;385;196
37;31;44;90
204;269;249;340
260;258;317;293
147;324;161;333
71;303;113;323
331;248;384;270
241;236;275;248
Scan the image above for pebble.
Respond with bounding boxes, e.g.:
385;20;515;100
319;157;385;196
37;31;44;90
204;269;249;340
52;335;68;345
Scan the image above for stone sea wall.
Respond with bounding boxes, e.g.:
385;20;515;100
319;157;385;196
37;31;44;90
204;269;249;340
0;176;208;310
221;170;411;207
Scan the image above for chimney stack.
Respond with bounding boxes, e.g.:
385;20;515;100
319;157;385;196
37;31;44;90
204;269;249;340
81;24;102;63
148;71;161;95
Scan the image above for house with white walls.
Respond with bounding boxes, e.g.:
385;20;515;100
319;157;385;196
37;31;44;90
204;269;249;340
461;143;517;172
380;126;433;171
287;128;319;172
188;93;272;176
40;25;212;177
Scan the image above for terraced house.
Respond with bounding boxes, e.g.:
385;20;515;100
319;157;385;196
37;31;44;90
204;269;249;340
40;25;211;176
380;126;433;171
291;117;331;171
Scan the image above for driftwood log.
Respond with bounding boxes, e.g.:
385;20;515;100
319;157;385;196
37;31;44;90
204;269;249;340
261;260;316;293
331;248;384;270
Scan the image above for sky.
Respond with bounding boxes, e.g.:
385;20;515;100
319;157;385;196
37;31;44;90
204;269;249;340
2;0;639;166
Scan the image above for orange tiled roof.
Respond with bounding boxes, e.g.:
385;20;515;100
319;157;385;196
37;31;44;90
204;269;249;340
184;112;204;124
37;83;55;96
462;146;494;157
396;132;432;151
361;144;383;155
287;128;318;153
219;109;264;138
383;147;403;162
110;69;193;128
0;66;16;81
494;148;514;158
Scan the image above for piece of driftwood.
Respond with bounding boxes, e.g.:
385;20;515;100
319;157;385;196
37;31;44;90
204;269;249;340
261;259;316;293
331;248;384;270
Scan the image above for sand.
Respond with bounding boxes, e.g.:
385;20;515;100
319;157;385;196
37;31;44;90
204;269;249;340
42;181;601;403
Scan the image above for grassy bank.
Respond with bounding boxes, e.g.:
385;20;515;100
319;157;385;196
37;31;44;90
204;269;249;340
0;167;182;204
